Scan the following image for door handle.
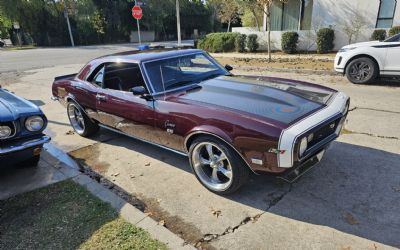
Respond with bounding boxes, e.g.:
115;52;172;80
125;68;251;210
96;94;107;102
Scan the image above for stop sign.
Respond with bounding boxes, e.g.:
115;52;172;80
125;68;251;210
132;5;142;20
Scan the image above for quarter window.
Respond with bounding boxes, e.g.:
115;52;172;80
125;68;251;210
376;0;397;28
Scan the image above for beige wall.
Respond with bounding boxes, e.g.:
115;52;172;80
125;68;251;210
233;0;400;51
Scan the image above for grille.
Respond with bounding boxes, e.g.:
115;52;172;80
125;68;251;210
308;117;341;148
0;121;16;140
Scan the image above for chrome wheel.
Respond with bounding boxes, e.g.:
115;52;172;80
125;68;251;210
68;103;85;134
192;142;233;191
349;61;371;81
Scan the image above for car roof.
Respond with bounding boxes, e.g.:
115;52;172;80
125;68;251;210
97;48;203;63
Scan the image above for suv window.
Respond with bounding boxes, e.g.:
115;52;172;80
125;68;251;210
103;63;147;92
384;33;400;42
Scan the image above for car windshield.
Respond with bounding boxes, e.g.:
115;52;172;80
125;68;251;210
384;33;400;42
144;53;228;93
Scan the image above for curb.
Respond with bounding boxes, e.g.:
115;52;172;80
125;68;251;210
231;65;338;76
44;143;195;250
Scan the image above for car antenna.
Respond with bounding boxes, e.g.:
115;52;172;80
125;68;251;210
160;65;166;101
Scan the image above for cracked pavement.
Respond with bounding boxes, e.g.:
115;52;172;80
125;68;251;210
1;46;399;249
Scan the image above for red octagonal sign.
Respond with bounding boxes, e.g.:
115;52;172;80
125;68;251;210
132;5;142;20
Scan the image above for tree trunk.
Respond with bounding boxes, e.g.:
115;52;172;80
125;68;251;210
227;20;231;32
251;9;260;31
267;15;271;62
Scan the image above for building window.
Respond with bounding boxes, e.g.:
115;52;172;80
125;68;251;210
376;0;397;28
270;0;314;31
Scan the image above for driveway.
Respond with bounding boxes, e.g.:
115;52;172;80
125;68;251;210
1;46;399;249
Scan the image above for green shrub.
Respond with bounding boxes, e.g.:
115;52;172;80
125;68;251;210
389;26;400;37
371;29;387;41
316;28;335;54
281;32;299;54
247;34;259;52
197;32;240;52
235;34;247;52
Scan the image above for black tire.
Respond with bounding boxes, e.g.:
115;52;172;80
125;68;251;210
67;102;99;137
188;135;250;194
345;57;378;84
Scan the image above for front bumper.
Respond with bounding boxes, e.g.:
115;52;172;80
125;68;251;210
0;135;51;166
279;148;327;183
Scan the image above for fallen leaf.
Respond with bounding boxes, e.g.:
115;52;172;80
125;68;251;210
211;208;221;218
343;212;359;225
158;220;165;226
144;212;153;216
65;130;75;135
111;173;120;177
145;162;151;166
130;175;135;178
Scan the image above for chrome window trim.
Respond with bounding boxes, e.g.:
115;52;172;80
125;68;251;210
278;92;349;168
141;51;228;95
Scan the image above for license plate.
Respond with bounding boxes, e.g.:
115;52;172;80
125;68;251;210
316;150;325;161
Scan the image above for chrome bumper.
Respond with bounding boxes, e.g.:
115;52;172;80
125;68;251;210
0;135;51;155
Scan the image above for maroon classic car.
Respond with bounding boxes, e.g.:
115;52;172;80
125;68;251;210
52;49;349;194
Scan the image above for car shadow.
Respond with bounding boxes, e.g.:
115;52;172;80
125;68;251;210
367;77;400;87
81;130;400;247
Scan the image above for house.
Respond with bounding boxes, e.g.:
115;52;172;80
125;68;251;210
232;0;400;51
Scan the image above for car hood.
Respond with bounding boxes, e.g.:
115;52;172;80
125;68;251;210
0;88;41;122
176;75;336;126
342;41;382;49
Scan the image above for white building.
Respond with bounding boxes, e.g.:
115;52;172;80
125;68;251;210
232;0;400;51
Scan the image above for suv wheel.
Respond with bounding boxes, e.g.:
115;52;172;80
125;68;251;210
189;136;250;194
67;102;99;137
345;57;378;84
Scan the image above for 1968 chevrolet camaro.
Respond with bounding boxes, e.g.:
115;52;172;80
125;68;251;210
52;49;349;194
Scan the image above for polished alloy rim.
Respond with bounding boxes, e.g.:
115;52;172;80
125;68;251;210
68;104;85;134
349;62;371;81
192;142;233;191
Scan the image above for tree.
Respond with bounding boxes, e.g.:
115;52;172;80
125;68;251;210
0;7;12;39
236;0;262;31
342;11;367;44
218;0;239;32
256;0;286;61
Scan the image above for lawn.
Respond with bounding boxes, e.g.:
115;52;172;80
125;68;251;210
0;180;167;250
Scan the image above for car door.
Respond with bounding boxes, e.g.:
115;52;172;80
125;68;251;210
95;62;157;142
382;35;400;74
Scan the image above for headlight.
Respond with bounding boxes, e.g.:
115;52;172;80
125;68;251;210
25;116;44;132
0;126;12;138
299;137;308;157
338;47;356;52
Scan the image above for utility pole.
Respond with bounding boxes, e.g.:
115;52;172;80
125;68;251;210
63;0;75;47
176;0;181;47
135;0;141;45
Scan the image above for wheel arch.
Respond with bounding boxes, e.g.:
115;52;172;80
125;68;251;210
184;128;258;175
344;54;381;75
65;95;97;123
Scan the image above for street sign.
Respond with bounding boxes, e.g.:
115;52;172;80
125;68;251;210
132;5;143;20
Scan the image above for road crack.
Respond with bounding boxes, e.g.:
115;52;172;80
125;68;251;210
349;106;400;115
196;186;292;248
342;128;399;140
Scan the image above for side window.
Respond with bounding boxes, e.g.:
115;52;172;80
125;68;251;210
103;63;147;92
93;67;105;87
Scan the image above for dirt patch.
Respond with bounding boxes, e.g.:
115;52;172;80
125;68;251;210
215;57;333;72
0;71;34;86
69;143;110;174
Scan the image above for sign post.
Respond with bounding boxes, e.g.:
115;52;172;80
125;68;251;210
132;2;143;45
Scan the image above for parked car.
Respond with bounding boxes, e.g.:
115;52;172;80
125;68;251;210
52;49;349;194
0;86;50;167
335;33;400;84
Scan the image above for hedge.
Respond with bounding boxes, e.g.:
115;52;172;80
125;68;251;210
281;32;299;54
197;32;240;53
389;26;400;37
317;28;335;54
371;29;387;41
247;34;259;52
235;34;247;52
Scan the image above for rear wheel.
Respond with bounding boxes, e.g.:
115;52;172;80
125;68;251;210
345;57;378;84
189;136;250;194
67;102;99;137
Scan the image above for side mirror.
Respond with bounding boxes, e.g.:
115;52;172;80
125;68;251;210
130;86;147;96
225;64;233;71
130;86;153;100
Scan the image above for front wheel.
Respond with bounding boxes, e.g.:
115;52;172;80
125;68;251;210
67;102;99;137
345;57;378;84
189;136;250;194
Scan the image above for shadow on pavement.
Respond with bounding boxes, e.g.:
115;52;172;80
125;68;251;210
74;130;400;248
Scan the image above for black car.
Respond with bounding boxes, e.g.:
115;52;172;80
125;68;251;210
0;86;50;167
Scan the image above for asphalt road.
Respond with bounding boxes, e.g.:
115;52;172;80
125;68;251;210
1;45;399;250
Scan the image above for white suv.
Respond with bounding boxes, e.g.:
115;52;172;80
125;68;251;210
335;33;400;84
